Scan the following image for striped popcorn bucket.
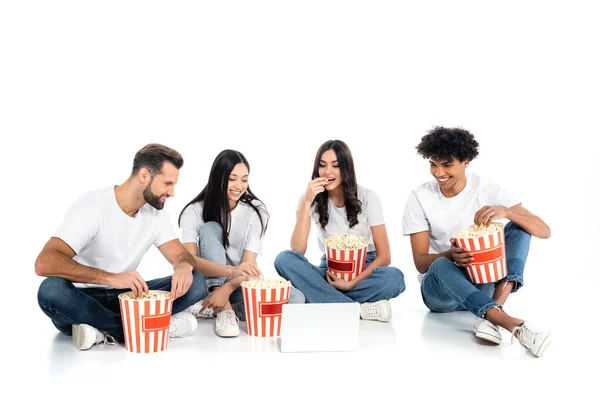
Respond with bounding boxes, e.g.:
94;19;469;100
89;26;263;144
118;290;172;353
326;246;368;281
454;227;507;284
241;282;291;337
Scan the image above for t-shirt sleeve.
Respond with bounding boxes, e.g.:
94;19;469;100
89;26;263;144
244;204;270;254
365;190;385;227
402;192;430;235
481;181;521;208
54;194;102;254
154;210;178;247
179;205;202;244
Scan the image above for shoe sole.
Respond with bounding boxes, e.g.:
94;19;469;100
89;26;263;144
216;331;240;338
534;333;552;357
382;301;392;322
73;325;93;350
475;331;502;345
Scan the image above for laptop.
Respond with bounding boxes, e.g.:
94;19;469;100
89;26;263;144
279;303;360;352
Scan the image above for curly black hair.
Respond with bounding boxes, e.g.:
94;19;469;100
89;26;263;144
416;126;479;162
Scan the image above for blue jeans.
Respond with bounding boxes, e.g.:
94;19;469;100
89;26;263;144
420;221;531;317
274;250;405;303
37;273;208;341
198;222;305;320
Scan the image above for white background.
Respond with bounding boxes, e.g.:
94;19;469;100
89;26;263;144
1;1;597;398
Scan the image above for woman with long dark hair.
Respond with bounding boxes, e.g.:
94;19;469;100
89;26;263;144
179;149;303;337
275;140;405;322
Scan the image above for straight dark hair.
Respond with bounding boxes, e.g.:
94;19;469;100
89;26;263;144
131;143;184;176
178;149;267;248
312;140;362;230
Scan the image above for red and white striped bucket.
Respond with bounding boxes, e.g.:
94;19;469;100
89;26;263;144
241;280;291;337
326;246;368;281
454;226;507;284
118;290;172;353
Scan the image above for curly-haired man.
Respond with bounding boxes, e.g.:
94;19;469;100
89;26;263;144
402;126;552;357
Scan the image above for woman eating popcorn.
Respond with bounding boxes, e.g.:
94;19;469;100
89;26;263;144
179;149;304;338
274;140;405;322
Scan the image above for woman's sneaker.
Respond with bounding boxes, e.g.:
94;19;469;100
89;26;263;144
512;323;552;357
360;300;392;322
474;318;502;344
169;311;198;338
72;324;117;351
215;309;240;337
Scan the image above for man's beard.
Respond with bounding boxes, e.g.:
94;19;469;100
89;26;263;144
143;182;164;210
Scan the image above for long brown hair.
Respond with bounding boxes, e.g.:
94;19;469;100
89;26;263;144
311;140;362;230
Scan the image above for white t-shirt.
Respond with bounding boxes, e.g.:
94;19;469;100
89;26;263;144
402;173;520;280
54;186;177;289
297;185;385;253
180;200;269;266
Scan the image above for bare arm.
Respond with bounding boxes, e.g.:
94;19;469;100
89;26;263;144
159;239;196;272
158;239;197;299
182;242;235;277
291;178;329;254
474;203;551;239
290;206;312;254
409;231;452;274
35;237;150;296
35;237;113;285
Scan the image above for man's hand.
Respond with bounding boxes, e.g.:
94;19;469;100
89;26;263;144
108;271;149;298
450;238;474;267
474;205;509;226
171;262;193;300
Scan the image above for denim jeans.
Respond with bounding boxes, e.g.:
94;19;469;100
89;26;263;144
198;222;305;320
37;272;208;341
420;221;531;317
274;250;405;303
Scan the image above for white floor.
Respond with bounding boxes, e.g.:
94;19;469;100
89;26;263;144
7;270;592;400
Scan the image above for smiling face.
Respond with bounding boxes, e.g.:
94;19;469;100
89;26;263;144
143;161;179;210
227;162;249;207
429;157;469;197
318;149;343;192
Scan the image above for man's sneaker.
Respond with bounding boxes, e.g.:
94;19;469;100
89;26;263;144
474;318;502;344
360;300;392;322
169;311;198;338
187;300;214;319
72;324;117;351
512;323;552;357
215;309;240;337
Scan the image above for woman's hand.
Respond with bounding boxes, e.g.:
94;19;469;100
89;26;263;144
326;271;356;292
303;177;329;204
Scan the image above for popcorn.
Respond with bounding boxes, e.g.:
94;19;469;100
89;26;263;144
325;234;368;250
453;223;504;239
241;278;291;289
119;290;170;300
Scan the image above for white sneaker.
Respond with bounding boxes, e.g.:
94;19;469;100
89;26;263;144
512;323;552;357
187;300;214;319
72;324;117;351
360;300;392;322
474;318;502;344
215;309;240;337
169;311;198;338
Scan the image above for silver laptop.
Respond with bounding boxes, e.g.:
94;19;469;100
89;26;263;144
279;303;360;352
